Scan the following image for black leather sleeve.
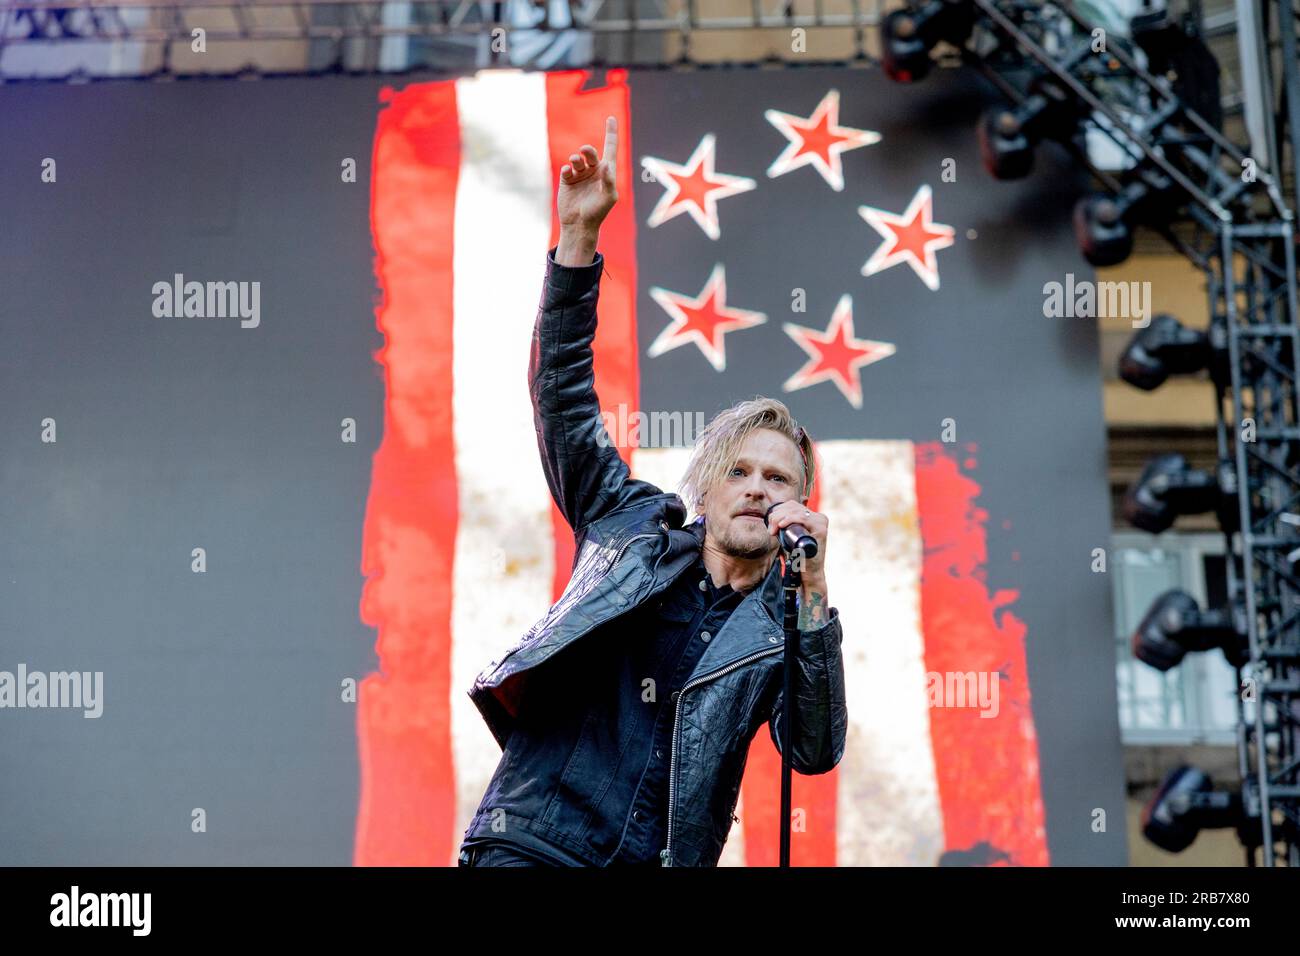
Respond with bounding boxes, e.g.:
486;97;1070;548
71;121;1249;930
530;246;662;533
768;606;848;775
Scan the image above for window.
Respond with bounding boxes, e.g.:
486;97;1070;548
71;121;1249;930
1110;531;1238;745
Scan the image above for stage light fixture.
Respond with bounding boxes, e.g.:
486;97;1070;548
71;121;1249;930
1131;589;1247;670
1142;766;1255;853
977;106;1035;180
1073;192;1135;266
977;79;1080;180
881;0;975;84
1122;453;1229;533
1074;169;1183;267
1117;313;1213;390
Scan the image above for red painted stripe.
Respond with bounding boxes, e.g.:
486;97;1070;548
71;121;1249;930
355;80;461;866
741;439;839;867
542;71;639;588
912;441;1048;866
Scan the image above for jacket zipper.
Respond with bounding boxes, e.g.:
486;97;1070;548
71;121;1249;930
660;644;784;867
611;531;658;570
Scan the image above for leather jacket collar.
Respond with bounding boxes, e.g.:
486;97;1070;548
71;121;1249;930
681;514;789;628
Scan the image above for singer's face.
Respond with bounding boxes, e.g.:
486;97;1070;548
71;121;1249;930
700;428;805;561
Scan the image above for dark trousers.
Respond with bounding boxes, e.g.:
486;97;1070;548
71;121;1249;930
457;840;557;867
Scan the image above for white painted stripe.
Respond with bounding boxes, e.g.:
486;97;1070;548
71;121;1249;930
629;445;692;521
819;440;944;865
449;70;558;863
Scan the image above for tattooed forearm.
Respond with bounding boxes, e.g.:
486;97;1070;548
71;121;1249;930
798;588;827;631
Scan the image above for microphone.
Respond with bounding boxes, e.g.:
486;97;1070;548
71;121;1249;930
764;502;818;559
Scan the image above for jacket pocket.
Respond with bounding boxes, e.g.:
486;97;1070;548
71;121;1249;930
539;706;624;856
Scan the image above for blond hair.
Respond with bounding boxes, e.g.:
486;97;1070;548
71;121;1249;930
678;397;815;516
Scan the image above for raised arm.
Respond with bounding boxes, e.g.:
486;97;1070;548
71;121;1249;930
531;116;661;533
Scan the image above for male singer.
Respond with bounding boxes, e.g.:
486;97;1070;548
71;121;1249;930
458;116;847;867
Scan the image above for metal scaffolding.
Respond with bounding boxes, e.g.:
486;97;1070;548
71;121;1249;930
0;0;904;83
944;0;1300;864
0;0;889;41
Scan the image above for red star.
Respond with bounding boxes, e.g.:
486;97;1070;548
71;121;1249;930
642;134;757;240
765;89;880;192
647;264;767;372
782;295;895;409
858;184;955;291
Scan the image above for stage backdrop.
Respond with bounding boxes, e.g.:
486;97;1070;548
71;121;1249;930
0;64;1125;866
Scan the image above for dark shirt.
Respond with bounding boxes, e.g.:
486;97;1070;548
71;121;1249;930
462;549;750;866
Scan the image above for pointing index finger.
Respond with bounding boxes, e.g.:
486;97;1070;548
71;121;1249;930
602;115;618;170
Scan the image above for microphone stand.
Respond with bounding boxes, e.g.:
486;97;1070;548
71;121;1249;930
778;548;803;868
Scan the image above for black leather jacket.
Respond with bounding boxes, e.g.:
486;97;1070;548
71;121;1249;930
467;246;848;867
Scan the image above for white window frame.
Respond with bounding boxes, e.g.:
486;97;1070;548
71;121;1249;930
1110;529;1238;746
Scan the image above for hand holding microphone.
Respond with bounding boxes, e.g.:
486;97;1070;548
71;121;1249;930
764;501;822;560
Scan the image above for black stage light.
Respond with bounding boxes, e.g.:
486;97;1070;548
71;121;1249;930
1118;313;1211;390
978;107;1035;180
1074;171;1182;267
977;79;1080;180
1131;589;1247;670
881;0;975;84
1142;766;1254;853
1123;453;1222;533
881;10;931;83
1073;192;1135;266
